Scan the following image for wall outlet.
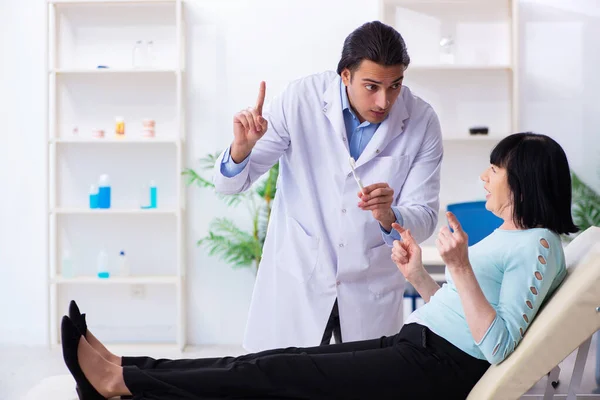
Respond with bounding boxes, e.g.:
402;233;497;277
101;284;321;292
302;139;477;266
131;284;145;299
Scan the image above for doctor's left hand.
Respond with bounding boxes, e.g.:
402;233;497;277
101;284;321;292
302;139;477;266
357;183;395;230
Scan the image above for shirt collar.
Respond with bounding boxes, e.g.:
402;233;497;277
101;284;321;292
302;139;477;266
340;79;359;121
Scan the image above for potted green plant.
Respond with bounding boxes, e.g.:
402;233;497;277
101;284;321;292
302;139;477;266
183;152;279;274
570;171;600;232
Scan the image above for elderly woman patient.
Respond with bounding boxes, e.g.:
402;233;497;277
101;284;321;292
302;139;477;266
62;132;578;400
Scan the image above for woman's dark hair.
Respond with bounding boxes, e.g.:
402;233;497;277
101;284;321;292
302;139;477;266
336;21;410;76
490;132;578;235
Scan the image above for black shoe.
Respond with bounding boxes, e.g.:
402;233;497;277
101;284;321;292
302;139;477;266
69;300;88;337
68;303;132;400
61;316;105;400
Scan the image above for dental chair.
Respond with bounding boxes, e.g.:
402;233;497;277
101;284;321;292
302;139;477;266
467;226;600;400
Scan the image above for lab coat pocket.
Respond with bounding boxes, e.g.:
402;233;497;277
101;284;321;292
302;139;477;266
275;216;320;283
367;243;403;295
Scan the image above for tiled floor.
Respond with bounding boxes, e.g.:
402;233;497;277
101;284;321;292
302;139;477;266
2;335;598;400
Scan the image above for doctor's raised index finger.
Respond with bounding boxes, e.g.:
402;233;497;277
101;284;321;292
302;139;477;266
256;81;266;115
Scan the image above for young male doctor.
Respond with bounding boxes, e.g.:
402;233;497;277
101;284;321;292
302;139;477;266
214;21;443;352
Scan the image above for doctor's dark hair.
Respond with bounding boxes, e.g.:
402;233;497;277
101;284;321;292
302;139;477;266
336;21;410;76
490;132;578;235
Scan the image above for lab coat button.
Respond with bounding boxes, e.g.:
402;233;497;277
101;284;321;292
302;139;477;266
342;209;347;214
336;281;341;286
338;243;344;248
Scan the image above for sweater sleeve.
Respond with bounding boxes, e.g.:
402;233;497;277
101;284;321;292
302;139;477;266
475;235;562;364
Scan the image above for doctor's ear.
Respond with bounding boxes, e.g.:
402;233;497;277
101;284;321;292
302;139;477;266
341;69;352;86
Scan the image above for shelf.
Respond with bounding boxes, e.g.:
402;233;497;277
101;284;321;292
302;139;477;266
409;65;512;72
384;0;510;3
422;246;445;266
382;0;513;13
52;208;179;215
51;275;179;284
52;68;180;75
429;273;446;282
47;0;187;350
50;137;180;145
49;0;177;4
442;136;503;142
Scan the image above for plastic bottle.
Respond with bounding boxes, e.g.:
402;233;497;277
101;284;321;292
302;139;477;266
146;40;155;68
97;250;110;279
115;117;125;138
132;40;145;68
117;251;129;276
62;250;74;278
149;180;157;208
140;180;157;209
89;184;99;209
98;174;111;209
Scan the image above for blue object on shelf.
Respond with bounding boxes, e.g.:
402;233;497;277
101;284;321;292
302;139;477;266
141;181;158;209
89;194;99;209
98;174;111;209
446;201;503;246
98;186;111;208
150;182;157;208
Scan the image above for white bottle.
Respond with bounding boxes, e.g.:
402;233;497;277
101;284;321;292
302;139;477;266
62;250;74;279
97;250;110;278
146;40;155;68
117;250;129;276
132;40;145;68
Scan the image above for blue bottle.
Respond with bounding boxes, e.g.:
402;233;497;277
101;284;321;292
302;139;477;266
141;180;158;209
89;184;99;209
98;174;111;209
149;180;157;208
97;250;110;279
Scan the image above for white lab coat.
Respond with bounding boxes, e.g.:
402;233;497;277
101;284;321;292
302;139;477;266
214;71;443;352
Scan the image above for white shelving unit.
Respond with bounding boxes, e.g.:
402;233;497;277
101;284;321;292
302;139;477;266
45;0;187;350
380;0;519;142
380;0;520;274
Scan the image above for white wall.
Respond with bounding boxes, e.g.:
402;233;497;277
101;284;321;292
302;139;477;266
0;0;598;346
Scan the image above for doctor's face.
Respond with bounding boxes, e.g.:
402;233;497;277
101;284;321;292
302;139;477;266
341;60;405;124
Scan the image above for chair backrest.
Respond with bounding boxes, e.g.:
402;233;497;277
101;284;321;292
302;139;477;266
466;226;600;399
447;201;503;246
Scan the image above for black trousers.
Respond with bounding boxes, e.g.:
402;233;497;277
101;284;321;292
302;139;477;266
122;323;490;400
320;298;342;345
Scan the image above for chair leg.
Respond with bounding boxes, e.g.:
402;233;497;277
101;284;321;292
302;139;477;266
566;336;593;400
544;365;561;400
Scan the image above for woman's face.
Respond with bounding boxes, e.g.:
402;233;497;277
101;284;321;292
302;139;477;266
480;164;513;221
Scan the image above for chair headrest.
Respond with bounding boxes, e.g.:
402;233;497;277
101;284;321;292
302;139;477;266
564;226;600;270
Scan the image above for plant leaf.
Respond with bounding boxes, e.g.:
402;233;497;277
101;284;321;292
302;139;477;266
571;171;600;231
197;218;261;269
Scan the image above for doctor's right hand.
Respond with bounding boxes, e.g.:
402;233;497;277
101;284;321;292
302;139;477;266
391;223;425;283
231;81;269;163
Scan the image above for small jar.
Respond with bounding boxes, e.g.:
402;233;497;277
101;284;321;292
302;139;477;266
92;129;105;138
142;119;155;138
115;117;125;138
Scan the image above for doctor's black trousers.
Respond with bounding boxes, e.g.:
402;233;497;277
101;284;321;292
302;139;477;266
121;323;490;400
